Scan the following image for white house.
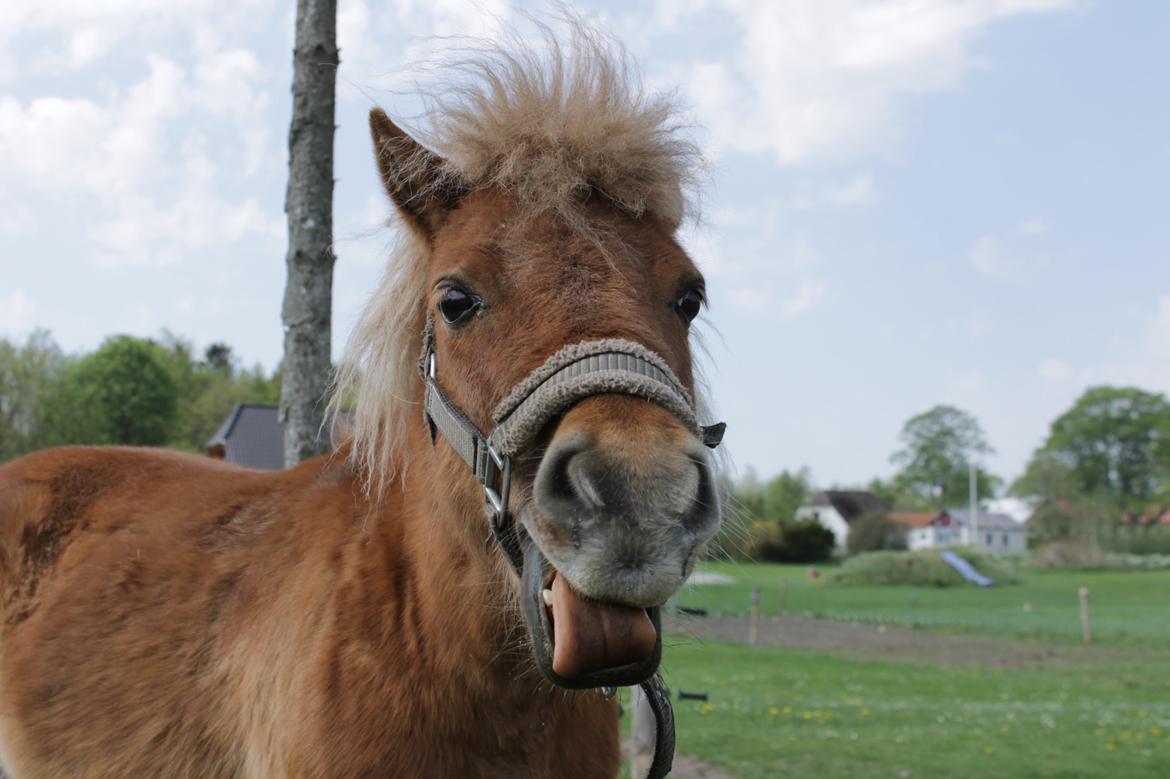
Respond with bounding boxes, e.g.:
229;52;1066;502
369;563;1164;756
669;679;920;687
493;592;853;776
795;491;890;550
892;510;1027;553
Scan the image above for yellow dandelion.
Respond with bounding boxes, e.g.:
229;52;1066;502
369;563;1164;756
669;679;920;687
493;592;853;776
770;707;780;717
983;747;993;754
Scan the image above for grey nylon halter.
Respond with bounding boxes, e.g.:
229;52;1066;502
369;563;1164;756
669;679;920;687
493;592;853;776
421;329;725;569
419;321;725;779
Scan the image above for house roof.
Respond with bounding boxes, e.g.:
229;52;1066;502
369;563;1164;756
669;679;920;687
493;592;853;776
206;403;285;470
1121;509;1170;526
803;491;889;522
947;510;1024;531
889;512;940;528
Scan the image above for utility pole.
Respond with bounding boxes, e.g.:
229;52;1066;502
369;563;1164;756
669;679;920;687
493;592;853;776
280;0;338;466
969;462;978;548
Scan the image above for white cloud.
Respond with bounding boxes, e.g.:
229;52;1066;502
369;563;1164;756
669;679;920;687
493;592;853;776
0;290;37;334
1102;294;1170;392
943;368;989;406
670;0;1074;165
1062;294;1170;399
1019;216;1048;235
0;191;35;235
729;284;771;313
784;173;878;209
969;229;1051;283
0;41;279;269
1038;358;1071;381
827;173;877;206
780;278;827;318
969;235;1007;279
0;0;274;81
335;0;514;103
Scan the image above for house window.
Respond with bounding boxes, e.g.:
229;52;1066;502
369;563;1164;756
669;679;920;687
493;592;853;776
986;533;993;547
1002;533;1009;547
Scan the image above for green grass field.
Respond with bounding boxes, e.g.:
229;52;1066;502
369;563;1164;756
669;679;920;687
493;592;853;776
672;561;1170;646
656;639;1170;779
642;562;1170;777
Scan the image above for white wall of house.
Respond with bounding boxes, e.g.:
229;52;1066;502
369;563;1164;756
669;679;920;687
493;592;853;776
976;528;1028;554
796;506;850;549
907;525;961;550
908;524;1027;553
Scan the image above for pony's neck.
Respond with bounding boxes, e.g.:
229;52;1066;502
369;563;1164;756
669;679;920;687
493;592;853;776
388;421;529;682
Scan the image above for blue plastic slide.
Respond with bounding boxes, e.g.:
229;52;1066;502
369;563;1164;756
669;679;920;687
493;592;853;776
940;550;993;587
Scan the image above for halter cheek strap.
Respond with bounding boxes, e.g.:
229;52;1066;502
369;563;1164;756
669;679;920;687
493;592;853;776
418;319;726;779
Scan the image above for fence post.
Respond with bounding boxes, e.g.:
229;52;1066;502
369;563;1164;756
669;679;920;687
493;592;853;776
749;587;760;645
778;580;788;614
1078;586;1092;645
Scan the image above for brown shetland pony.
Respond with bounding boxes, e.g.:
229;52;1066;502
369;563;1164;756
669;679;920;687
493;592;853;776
0;27;721;778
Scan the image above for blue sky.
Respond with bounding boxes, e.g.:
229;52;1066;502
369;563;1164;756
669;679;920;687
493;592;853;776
1;1;1168;489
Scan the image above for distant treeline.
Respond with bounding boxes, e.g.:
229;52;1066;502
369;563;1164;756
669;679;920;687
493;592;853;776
717;390;1170;560
0;331;280;462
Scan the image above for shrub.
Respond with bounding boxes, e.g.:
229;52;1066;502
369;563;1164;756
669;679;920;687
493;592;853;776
1102;527;1170;556
1029;540;1170;570
743;519;836;564
846;511;908;556
832;546;1022;587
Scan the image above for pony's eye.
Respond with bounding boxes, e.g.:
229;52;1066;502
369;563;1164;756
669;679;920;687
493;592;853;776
438;287;481;327
674;288;703;325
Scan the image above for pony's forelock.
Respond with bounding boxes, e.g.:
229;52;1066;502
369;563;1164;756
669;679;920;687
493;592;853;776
332;17;705;493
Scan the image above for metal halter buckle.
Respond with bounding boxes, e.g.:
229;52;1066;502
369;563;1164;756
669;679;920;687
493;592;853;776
482;439;511;518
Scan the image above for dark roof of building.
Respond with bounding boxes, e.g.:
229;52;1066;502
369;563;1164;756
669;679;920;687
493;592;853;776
206;403;285;470
804;491;889;522
947;510;1023;531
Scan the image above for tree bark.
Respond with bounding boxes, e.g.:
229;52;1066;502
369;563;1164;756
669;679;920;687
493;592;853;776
281;0;338;467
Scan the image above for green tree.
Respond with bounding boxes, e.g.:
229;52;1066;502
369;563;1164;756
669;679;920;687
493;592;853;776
204;343;234;375
891;404;994;511
846;510;908;556
154;332;280;452
45;336;178;446
1039;386;1170;510
761;468;812;525
0;331;69;461
1010;451;1078;503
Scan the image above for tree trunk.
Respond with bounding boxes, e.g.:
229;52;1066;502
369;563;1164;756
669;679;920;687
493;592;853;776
281;0;338;467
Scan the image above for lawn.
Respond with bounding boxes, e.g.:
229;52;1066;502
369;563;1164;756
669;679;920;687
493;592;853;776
672;561;1170;646
653;639;1170;779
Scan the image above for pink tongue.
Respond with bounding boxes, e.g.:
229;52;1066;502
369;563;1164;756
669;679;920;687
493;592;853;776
549;574;657;679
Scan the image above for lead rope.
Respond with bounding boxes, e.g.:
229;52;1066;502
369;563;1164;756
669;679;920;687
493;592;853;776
420;321;724;779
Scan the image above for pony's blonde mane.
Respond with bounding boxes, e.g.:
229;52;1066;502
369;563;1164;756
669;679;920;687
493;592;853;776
333;20;704;494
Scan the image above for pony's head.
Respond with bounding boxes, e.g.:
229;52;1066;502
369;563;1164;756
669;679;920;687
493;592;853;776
338;26;721;688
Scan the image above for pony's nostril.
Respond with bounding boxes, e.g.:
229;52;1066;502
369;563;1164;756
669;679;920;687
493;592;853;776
565;454;606;510
681;444;720;536
536;433;596;519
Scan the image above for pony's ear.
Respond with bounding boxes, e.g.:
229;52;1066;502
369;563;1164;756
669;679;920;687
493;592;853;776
369;108;464;236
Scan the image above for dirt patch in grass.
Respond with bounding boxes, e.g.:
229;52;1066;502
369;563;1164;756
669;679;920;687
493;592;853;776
663;614;1161;670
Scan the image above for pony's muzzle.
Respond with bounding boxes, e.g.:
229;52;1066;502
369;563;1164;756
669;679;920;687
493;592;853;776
530;408;721;610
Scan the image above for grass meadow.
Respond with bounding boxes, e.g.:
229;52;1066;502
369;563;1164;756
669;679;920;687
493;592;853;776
640;562;1170;778
672;561;1170;646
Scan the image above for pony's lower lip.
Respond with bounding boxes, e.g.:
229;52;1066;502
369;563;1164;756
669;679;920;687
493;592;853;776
540;571;658;679
519;533;663;689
